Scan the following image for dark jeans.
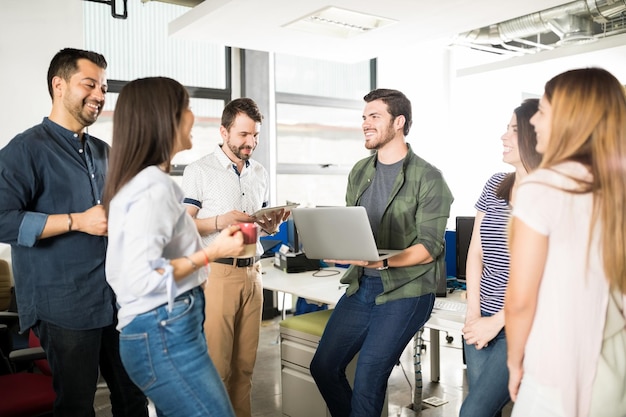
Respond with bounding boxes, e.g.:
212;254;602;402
460;312;509;417
35;320;148;417
310;276;435;417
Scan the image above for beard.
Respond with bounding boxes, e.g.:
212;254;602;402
64;96;100;128
365;121;395;150
226;140;254;161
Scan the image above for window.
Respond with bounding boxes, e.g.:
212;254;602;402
274;55;375;206
83;0;230;171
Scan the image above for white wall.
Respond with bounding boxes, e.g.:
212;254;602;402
1;0;84;145
377;46;465;227
377;40;626;228
0;0;84;264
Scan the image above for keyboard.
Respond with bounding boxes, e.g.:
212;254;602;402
433;299;467;314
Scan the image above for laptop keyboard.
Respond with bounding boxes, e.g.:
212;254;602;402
433;299;467;314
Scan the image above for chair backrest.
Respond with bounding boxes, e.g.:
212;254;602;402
0;325;55;417
0;324;14;374
0;260;12;311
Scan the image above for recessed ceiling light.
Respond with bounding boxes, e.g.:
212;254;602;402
283;6;396;39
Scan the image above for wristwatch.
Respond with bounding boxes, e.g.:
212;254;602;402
376;259;389;270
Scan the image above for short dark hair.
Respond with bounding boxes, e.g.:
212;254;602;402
47;48;107;100
221;98;263;130
363;89;412;136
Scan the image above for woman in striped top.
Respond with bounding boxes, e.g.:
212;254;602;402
460;99;541;417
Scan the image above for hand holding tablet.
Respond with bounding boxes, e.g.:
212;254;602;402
252;203;298;235
252;203;299;218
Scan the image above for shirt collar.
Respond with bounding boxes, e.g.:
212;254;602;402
43;117;91;146
214;144;251;172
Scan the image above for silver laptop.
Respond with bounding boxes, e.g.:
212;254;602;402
291;207;403;261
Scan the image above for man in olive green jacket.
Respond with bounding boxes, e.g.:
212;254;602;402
310;88;453;417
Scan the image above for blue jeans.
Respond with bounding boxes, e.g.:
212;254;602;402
310;276;435;417
460;312;509;417
35;320;147;417
119;287;235;417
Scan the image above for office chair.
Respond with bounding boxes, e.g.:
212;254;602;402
0;259;12;311
0;324;55;417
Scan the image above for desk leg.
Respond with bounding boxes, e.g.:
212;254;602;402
274;292;288;345
281;292;287;321
430;328;440;382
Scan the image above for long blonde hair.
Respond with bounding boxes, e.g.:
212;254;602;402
540;68;626;293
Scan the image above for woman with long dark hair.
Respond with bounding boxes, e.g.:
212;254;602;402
461;98;541;417
103;77;244;417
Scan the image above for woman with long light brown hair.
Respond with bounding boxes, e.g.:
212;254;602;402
505;68;626;416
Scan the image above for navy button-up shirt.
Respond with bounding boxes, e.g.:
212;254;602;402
0;117;114;331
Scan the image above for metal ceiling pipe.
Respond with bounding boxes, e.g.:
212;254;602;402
140;0;204;7
456;0;626;44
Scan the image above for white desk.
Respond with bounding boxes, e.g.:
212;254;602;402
261;257;465;382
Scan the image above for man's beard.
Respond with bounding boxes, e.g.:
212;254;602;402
365;122;395;150
227;141;253;160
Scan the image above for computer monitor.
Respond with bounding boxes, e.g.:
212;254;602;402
286;218;300;253
455;216;475;282
436;247;448;297
284;200;301;253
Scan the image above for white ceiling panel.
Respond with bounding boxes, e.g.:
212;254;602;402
168;0;570;62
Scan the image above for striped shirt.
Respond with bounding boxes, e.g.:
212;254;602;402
475;172;511;314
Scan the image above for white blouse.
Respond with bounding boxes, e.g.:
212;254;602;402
106;166;206;330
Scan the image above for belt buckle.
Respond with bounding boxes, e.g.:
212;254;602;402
236;257;255;267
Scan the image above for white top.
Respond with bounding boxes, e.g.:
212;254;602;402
513;161;609;417
106;166;206;330
182;145;269;255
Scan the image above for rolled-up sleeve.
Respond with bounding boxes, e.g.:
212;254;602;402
17;212;47;247
0;140;42;246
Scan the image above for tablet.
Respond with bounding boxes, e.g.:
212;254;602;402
252;203;299;218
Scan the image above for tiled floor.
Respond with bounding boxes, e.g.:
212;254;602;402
95;316;513;417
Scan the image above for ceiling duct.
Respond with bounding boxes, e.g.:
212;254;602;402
454;0;626;55
141;0;204;7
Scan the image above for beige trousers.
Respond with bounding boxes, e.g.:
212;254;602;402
204;261;263;417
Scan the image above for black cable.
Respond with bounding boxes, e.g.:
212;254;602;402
312;269;342;277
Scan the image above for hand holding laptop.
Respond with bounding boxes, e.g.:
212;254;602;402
324;259;373;267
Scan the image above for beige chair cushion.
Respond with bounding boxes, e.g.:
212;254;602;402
0;260;12;311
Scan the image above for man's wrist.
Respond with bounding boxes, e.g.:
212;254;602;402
376;258;389;270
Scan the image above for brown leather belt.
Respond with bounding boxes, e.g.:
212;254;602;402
213;257;259;267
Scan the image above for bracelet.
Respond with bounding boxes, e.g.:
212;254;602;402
67;213;73;232
184;256;198;270
201;250;209;267
215;215;219;232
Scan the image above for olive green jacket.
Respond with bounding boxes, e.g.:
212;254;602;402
340;144;454;304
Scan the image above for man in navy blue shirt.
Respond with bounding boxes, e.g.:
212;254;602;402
0;48;147;417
